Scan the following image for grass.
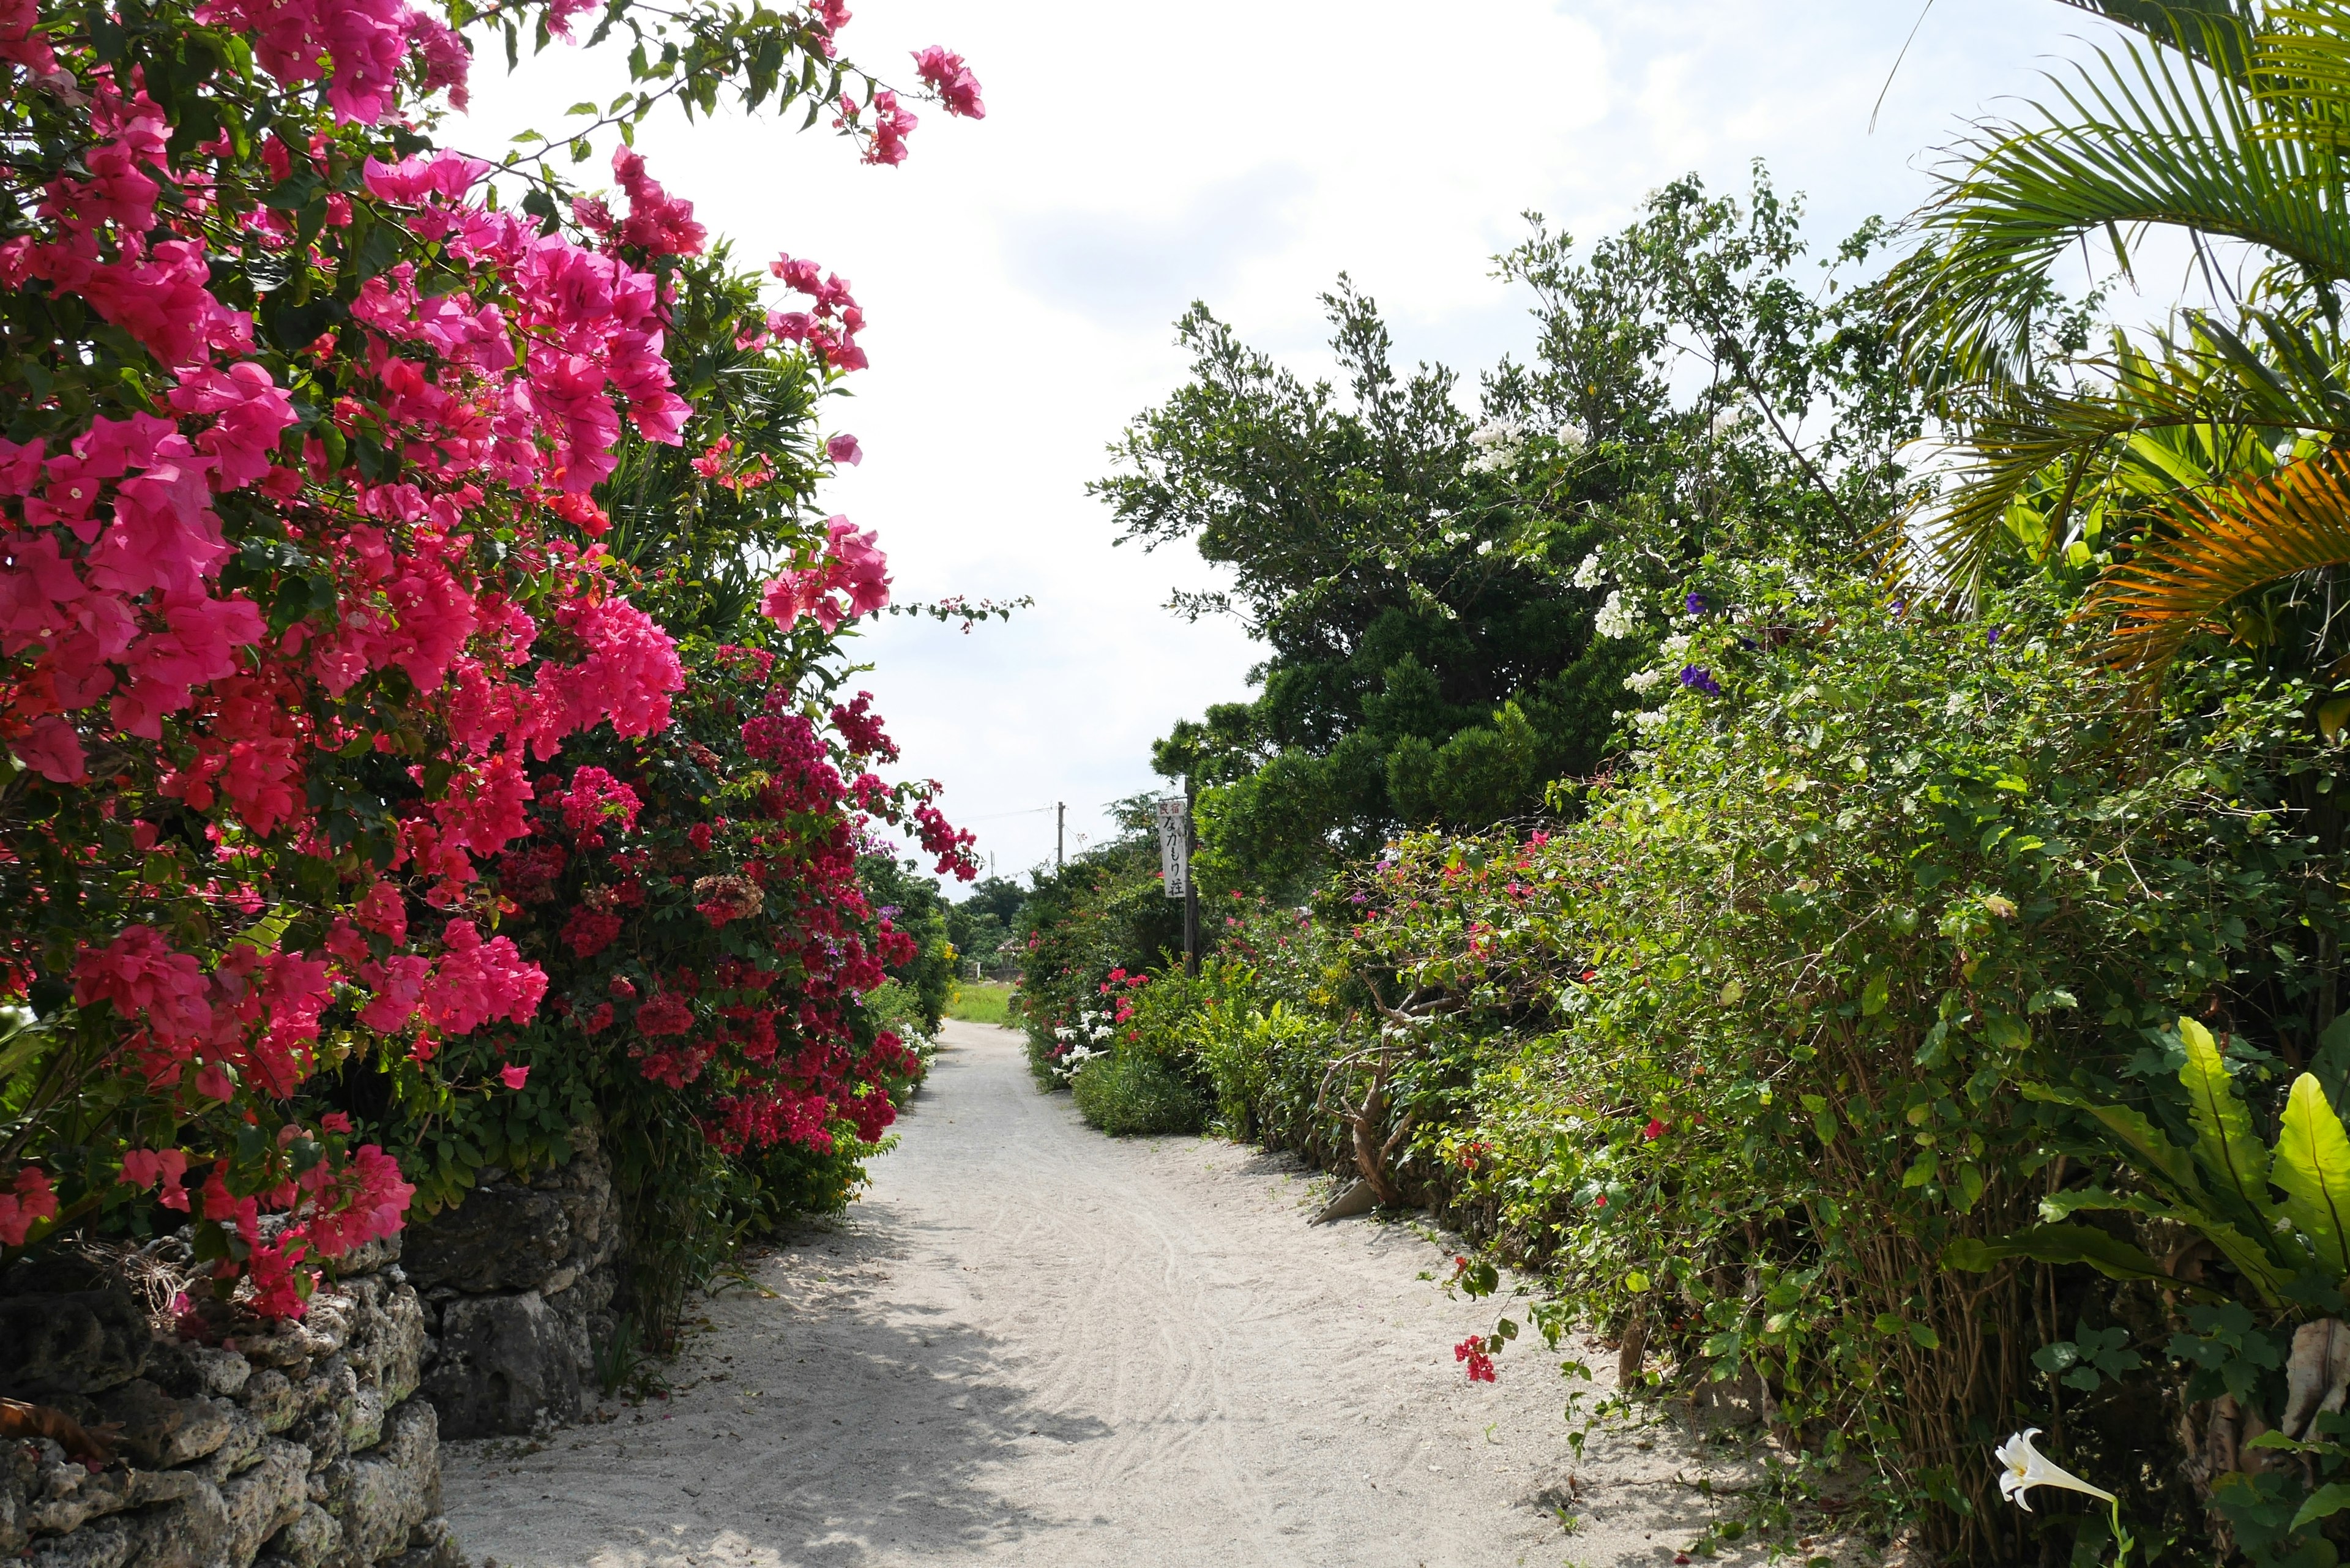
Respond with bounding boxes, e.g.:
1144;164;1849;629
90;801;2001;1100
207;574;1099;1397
945;980;1017;1026
1071;1053;1206;1137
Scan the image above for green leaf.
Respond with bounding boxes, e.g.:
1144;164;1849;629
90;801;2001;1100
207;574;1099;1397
2292;1482;2350;1533
1861;971;1890;1015
1945;1224;2182;1287
1906;1320;1942;1350
2273;1072;2350;1279
2177;1016;2276;1223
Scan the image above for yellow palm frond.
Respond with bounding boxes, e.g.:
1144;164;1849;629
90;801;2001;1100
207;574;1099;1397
2087;449;2350;674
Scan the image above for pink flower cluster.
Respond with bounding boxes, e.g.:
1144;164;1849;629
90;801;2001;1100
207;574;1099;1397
192;0;468;124
0;1167;58;1247
912;46;985;119
763;252;867;371
760;517;891;633
72;927;335;1100
360;148;693;489
847;89;919;167
551;765;644;839
354;918;546;1052
576;147;708;259
828;691;897;761
913;797;979;880
297;1144;416;1257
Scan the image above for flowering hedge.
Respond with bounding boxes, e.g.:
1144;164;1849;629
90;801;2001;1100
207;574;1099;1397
0;0;983;1323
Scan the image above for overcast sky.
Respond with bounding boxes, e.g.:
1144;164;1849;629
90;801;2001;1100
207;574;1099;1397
463;0;2120;893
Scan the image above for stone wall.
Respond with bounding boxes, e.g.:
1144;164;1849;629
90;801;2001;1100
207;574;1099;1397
405;1119;620;1439
1;1240;459;1568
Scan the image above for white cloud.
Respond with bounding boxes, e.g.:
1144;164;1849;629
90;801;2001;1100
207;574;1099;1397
459;0;2116;890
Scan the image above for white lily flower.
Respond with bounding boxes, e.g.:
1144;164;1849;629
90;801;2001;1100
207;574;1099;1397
1995;1429;2113;1512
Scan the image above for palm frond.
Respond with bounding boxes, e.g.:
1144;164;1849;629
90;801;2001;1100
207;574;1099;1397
2087;447;2350;673
2250;4;2350;151
1904;24;2350;383
2057;0;2257;71
1920;310;2350;597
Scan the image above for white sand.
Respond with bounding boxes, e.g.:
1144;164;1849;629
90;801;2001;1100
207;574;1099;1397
442;1021;1851;1568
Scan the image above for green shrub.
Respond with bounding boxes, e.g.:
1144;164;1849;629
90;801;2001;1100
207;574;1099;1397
1071;1053;1206;1137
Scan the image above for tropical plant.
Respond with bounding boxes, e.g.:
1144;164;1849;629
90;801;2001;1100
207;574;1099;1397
1953;1014;2350;1561
0;0;987;1326
1904;0;2350;705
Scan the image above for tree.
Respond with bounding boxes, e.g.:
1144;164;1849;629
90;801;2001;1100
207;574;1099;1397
1098;170;1923;897
946;874;1025;977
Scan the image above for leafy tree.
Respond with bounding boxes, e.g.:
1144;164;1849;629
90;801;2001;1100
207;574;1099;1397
945;874;1025;977
1097;168;1925;897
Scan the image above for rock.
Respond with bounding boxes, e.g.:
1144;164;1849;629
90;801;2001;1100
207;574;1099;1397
219;1439;310;1562
237;1320;337;1376
1;1437;39;1555
261;1502;342;1568
375;1291;425;1409
196;1403;270;1482
0;1290;152;1397
242;1369;300;1433
400;1190;569;1294
419;1293;585;1438
25;1514;136;1568
89;1380;235;1469
261;1501;343;1568
341;1387;386;1455
24;1462;203;1538
1310;1178;1381;1223
324;1233;402;1279
332;1279;425;1411
319;1398;439;1567
381;1514;464;1568
123;1472;230;1568
143;1342;253;1402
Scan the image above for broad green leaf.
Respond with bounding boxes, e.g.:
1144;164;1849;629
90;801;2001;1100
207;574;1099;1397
2024;1082;2205;1193
2177;1016;2276;1224
2039;1185;2182;1222
1945;1225;2188;1289
2292;1482;2350;1533
2273;1072;2350;1279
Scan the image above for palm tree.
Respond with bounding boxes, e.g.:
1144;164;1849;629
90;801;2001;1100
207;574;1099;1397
1902;0;2350;700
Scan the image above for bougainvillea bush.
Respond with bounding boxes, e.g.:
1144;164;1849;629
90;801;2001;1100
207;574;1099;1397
0;0;983;1326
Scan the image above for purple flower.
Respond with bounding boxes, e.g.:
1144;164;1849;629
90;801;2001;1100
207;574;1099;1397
1679;665;1721;696
1987;626;2003;647
1685;592;1707;614
878;904;901;920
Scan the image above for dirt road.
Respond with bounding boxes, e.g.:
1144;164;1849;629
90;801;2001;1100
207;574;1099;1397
442;1021;1765;1567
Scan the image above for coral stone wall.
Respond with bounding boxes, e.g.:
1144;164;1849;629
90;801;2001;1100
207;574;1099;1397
406;1122;620;1439
1;1242;458;1568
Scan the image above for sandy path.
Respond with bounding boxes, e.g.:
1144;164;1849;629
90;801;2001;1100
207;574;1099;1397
442;1022;1791;1568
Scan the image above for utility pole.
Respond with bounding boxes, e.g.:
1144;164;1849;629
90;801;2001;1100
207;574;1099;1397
1183;775;1199;978
1056;802;1064;872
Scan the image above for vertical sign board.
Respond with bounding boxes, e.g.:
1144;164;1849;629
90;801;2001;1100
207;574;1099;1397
1154;796;1189;899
